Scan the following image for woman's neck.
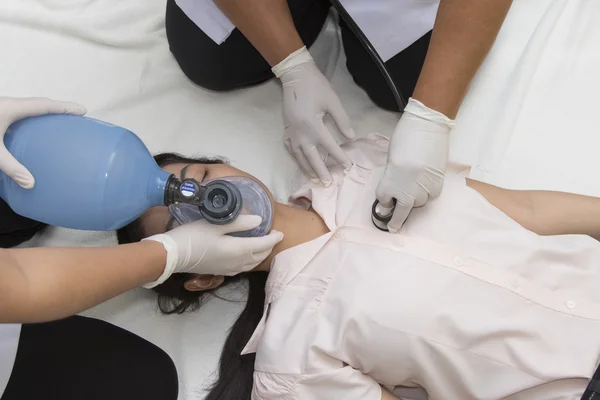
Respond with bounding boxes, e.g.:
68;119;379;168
255;202;330;271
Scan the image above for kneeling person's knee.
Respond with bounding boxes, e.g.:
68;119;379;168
165;0;272;91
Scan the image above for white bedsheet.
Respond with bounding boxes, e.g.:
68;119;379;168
453;0;600;195
1;0;599;398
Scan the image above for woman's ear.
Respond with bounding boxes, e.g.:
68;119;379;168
184;275;225;292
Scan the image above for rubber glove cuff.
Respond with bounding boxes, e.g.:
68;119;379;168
272;46;314;78
141;234;178;289
403;98;455;130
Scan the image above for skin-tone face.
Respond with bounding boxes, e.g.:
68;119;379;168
140;162;275;238
139;162;276;293
138;162;329;294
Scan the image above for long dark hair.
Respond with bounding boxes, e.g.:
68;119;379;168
117;153;266;400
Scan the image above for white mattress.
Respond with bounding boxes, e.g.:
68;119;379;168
1;0;599;398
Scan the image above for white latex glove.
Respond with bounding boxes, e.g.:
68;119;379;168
376;98;455;233
273;47;356;185
142;215;284;288
0;97;87;188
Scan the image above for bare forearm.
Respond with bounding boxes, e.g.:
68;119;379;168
214;0;304;66
0;241;165;323
467;179;600;239
413;0;512;118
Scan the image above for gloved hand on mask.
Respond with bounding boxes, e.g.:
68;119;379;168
142;215;283;288
273;47;356;186
376;98;455;233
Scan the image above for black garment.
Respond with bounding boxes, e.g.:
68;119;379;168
2;316;178;400
0;199;45;248
165;0;331;91
582;363;600;400
340;23;432;112
165;0;431;112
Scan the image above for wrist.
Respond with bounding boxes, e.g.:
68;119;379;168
272;46;314;78
140;236;175;289
267;37;306;66
412;84;464;120
403;98;455;131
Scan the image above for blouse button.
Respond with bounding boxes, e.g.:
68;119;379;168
335;230;345;239
393;238;403;248
566;300;576;310
453;257;464;267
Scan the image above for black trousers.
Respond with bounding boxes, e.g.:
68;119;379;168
1;316;178;400
165;0;432;112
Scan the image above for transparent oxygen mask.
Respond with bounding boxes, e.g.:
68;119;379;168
168;176;273;237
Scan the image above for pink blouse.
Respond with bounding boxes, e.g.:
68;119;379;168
242;134;600;400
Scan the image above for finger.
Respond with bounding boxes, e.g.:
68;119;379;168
252;248;273;263
429;183;444;199
219;214;263;234
303;145;333;185
0;146;34;188
243;231;285;261
251;230;284;253
413;187;429;208
327;96;356;141
317;122;352;169
302;146;333;186
375;172;395;208
230;230;284;255
426;173;445;199
388;194;414;233
286;139;318;180
9;98;87;122
234;231;285;272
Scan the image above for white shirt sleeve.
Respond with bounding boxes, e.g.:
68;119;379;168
174;0;235;44
0;324;20;398
253;366;382;400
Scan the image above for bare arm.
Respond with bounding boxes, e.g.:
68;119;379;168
413;0;513;118
214;0;303;66
467;179;600;239
0;241;165;323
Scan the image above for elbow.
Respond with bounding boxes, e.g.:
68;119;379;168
511;193;562;236
510;192;543;234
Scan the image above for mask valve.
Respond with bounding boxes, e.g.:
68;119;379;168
167;176;273;237
199;180;242;225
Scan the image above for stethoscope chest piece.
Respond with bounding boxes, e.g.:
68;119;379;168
371;199;396;232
